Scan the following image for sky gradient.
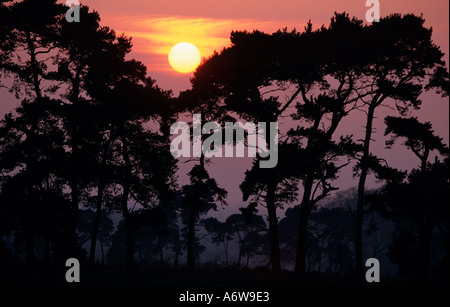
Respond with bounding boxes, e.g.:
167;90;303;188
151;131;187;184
1;0;449;216
76;0;449;214
82;0;449;93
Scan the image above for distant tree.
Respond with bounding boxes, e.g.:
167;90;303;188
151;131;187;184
77;209;114;265
279;204;354;274
203;217;233;265
309;207;354;274
234;205;268;268
181;164;227;273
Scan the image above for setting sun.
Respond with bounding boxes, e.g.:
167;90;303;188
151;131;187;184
168;42;201;73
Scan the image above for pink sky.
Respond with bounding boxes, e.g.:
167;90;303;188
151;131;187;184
80;0;448;215
1;0;448;216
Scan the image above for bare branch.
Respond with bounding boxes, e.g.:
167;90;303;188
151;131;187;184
277;86;302;116
34;45;58;56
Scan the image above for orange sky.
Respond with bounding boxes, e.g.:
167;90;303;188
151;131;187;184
80;0;449;93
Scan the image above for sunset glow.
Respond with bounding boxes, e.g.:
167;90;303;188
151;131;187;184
168;42;201;73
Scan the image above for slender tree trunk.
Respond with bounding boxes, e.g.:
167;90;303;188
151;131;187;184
266;181;281;274
185;154;205;273
68;151;79;255
22;32;41;265
262;118;281;274
121;136;134;269
355;103;376;280
186;207;196;274
25;131;36;267
295;177;314;275
89;127;113;265
89;182;104;265
66;69;82;258
418;153;431;281
25;31;42;100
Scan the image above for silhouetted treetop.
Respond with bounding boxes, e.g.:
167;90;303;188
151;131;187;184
385;116;449;159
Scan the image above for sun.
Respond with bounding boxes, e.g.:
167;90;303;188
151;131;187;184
168;42;201;74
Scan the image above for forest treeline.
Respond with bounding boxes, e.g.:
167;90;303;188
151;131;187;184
0;0;449;285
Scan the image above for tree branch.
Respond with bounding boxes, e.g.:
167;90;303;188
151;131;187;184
34;45;58;56
277;85;302;116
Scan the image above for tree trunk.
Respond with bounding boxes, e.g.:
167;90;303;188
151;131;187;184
355;103;376;280
266;181;281;274
25;31;42;100
295;177;314;276
89;182;104;265
121;136;134;269
186;207;196;274
417;153;431;281
89;127;113;265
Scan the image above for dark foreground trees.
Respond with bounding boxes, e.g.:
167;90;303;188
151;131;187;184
0;1;177;269
0;0;448;285
352;14;449;279
191;13;449;278
383;117;449;281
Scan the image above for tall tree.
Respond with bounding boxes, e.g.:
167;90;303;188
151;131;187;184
0;0;70;264
353;14;449;279
101;78;177;269
191;29;302;274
